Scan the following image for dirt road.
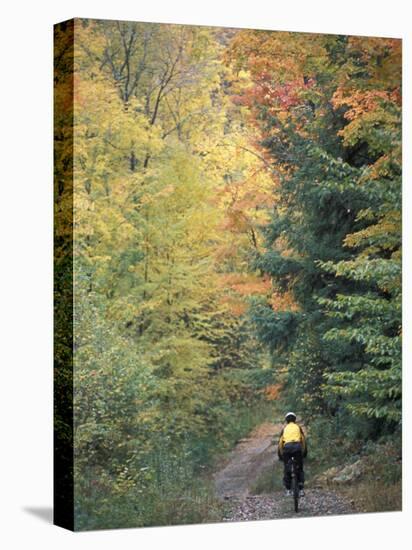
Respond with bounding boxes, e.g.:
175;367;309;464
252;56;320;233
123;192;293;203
214;422;354;521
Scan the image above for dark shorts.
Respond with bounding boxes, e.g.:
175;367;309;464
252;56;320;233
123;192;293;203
283;442;302;456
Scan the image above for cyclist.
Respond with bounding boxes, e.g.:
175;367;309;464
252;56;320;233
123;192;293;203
277;412;307;497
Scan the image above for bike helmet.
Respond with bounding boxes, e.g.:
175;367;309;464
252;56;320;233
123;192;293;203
285;411;297;422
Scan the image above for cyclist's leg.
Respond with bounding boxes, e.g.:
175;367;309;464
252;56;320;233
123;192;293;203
295;449;304;489
298;467;305;489
283;451;292;490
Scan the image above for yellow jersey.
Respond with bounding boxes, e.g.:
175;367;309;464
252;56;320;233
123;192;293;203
278;422;307;456
283;422;302;444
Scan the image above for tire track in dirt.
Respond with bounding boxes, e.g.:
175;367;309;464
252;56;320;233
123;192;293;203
214;422;281;500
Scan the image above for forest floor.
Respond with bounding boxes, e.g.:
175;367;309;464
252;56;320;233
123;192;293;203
214;422;355;521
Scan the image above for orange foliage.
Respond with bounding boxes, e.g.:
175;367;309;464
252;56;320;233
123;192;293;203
219;295;248;316
332;88;391;121
270;290;299;312
263;383;283;401
219;273;271;296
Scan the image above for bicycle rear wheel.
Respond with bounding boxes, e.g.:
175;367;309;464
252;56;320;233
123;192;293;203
292;470;299;512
